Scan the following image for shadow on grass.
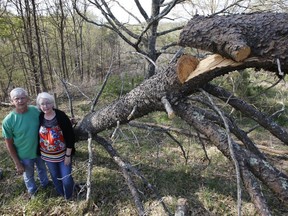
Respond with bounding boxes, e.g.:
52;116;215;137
1;141;287;215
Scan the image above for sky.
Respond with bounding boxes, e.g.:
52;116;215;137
93;0;193;24
3;0;194;24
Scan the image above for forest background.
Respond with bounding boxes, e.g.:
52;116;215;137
0;0;288;215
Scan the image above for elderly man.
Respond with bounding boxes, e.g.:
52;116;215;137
2;87;49;198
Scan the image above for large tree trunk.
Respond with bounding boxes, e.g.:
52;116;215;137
74;12;288;215
179;12;288;71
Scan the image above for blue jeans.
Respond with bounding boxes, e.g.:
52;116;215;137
21;156;49;195
46;160;74;199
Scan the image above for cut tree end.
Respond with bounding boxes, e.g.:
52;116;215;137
177;54;200;84
232;46;251;62
185;54;243;82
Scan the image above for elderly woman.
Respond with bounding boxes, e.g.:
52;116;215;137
36;92;75;200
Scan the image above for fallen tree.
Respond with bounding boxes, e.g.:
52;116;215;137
74;12;288;215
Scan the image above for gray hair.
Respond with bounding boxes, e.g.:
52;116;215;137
36;92;55;107
10;87;28;99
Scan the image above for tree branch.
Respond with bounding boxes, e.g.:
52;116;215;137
94;135;145;215
203;83;288;144
200;89;242;215
86;132;93;202
175;101;288;205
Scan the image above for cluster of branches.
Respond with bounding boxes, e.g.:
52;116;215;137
67;11;288;216
73;54;288;215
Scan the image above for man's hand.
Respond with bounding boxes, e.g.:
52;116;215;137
15;162;24;175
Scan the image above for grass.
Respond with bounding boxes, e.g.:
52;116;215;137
0;144;287;215
1;118;287;215
1;73;288;215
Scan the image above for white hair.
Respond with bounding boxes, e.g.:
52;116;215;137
10;87;28;99
36;92;55;107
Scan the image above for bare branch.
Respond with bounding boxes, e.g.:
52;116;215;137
276;58;284;77
159;42;179;53
203;83;288;144
53;68;74;118
200;89;242;216
94;135;145;215
196;131;211;165
110;121;120;141
157;25;184;37
175;101;288;205
65;81;91;101
110;0;142;24
134;0;149;20
131;52;158;70
86;132;93;202
212;0;248;16
129;121;207;139
127;105;137;120
189;95;266;159
165;131;188;163
161;96;175;119
93;134;174;215
90;54;115;112
247;103;285;134
240;165;271;216
73;0;140;50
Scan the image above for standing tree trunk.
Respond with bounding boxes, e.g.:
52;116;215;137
18;0;41;95
58;0;69;79
31;0;47;92
146;0;161;78
71;9;84;81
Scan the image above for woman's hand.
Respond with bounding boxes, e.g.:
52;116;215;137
64;156;71;165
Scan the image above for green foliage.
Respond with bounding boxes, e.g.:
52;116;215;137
212;69;288;128
102;73;144;97
0;16;22;39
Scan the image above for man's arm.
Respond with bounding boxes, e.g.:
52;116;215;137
4;138;24;174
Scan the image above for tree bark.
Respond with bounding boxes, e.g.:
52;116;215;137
73;12;288;214
74;56;288;214
179;12;288;72
175;101;288;203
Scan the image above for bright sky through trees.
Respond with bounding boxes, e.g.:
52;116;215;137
95;0;193;24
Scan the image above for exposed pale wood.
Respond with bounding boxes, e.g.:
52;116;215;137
185;54;242;82
86;135;92;202
176;54;199;83
233;46;251;62
161;96;175;119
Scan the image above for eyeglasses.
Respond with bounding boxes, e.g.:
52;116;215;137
39;102;53;107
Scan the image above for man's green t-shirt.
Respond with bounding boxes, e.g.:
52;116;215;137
2;105;40;160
